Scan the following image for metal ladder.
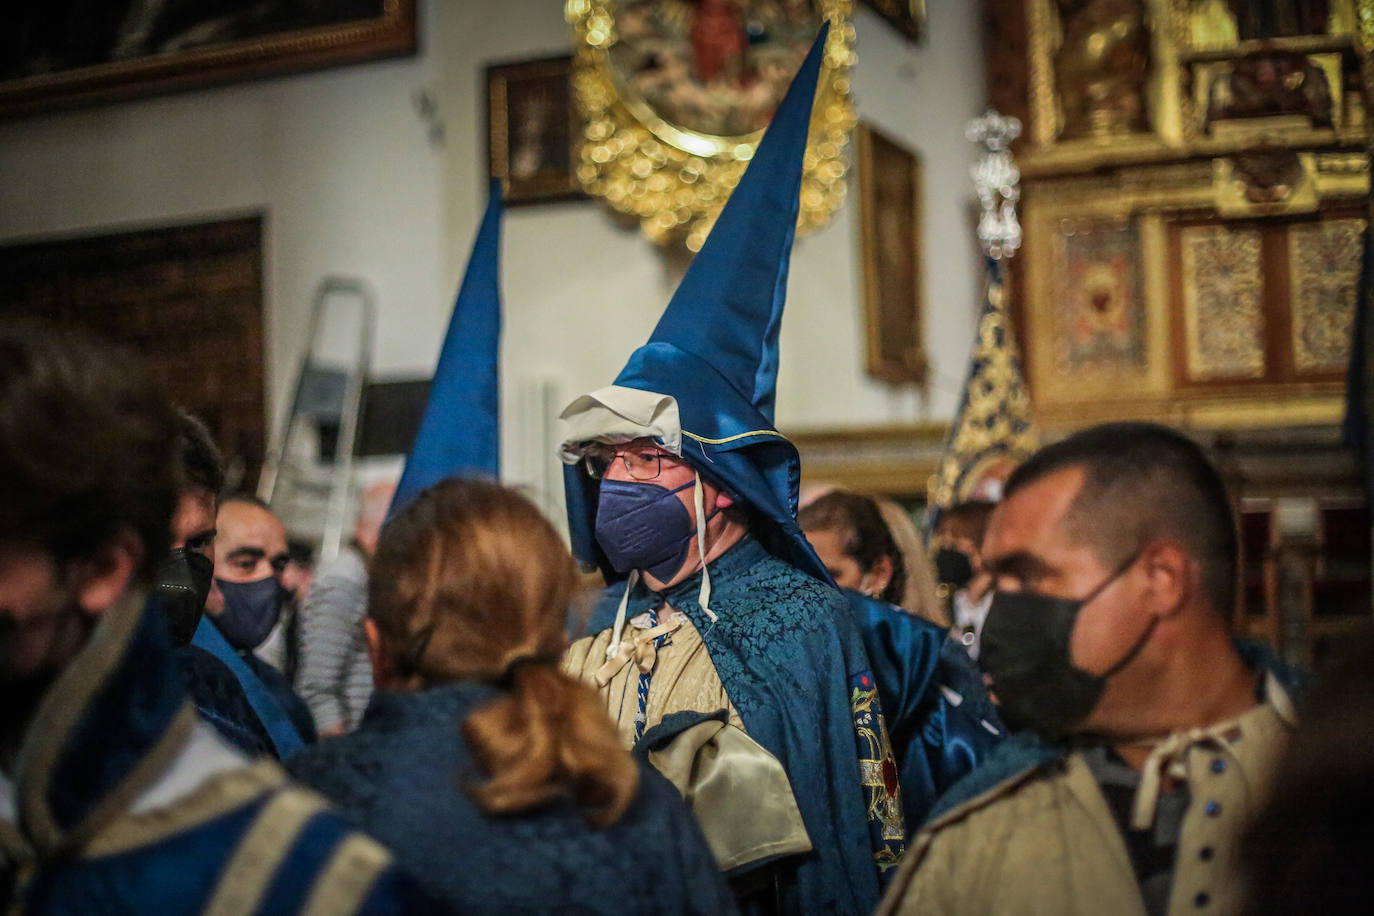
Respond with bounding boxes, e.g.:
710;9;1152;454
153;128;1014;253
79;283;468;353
258;277;376;565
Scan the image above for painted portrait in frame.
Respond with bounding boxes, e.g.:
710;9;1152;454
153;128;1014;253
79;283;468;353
567;0;856;248
0;0;416;118
858;122;927;385
486;55;585;205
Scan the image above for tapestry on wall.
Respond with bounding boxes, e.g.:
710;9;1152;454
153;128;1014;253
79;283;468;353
0;216;267;486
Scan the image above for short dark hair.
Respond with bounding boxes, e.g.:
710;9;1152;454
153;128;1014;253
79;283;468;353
1004;422;1238;615
0;324;179;585
175;410;224;495
799;489;907;604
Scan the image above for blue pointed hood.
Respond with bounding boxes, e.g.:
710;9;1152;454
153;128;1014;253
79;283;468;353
562;23;832;584
390;182;503;519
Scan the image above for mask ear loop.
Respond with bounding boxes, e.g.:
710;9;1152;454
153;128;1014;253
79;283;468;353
605;568;639;661
693;472;718;623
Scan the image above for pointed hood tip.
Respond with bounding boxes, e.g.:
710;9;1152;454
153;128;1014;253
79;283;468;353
389;184;504;520
567;22;838;585
636;19;831;424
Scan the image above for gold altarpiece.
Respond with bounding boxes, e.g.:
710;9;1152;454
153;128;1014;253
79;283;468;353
984;0;1373;658
992;0;1371;431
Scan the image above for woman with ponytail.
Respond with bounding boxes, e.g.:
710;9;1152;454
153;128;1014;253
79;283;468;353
288;478;735;913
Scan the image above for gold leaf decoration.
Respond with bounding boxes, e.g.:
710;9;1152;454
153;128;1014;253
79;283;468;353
566;0;857;250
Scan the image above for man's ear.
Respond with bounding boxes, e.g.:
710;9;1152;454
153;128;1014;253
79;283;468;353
1138;540;1191;618
72;531;141;616
711;487;736;510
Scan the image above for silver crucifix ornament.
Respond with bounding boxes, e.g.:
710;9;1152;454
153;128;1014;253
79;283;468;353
966;109;1022;260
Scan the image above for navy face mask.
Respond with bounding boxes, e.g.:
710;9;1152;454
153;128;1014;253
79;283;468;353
213;575;289;650
153;549;215;647
594;478;699;581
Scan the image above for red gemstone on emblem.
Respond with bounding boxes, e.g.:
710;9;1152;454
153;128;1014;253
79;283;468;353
862;676;870;687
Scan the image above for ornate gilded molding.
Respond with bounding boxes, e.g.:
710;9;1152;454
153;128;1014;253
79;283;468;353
566;0;856;250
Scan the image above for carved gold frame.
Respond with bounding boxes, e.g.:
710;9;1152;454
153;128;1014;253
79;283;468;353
1020;0;1371;175
565;0;857;249
0;0;416;119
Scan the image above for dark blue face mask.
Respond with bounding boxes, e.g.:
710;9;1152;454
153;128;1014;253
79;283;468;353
213;575;289;650
594;478;700;581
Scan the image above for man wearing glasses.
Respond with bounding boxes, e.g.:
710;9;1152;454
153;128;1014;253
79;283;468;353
559;26;903;915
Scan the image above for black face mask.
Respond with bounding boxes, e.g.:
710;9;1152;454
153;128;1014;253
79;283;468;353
934;547;975;589
152;549;215;646
979;551;1155;741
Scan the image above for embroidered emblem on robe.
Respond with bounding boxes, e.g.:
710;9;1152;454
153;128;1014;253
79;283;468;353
852;671;906;869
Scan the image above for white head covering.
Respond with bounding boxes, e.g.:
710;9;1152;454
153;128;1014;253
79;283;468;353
558;386;682;463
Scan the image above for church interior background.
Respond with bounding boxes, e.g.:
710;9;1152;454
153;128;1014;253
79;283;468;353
0;0;1368;665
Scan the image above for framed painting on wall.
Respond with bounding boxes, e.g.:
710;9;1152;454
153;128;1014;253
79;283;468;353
486;54;585;205
859;0;926;42
0;0;417;118
857;121;927;385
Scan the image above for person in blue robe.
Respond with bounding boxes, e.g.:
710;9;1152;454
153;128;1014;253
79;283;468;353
0;325;437;915
558;24;908;915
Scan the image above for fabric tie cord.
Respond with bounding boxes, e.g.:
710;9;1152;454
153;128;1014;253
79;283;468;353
595;615;684;687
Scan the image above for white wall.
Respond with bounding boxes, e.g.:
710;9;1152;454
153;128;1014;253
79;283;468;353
0;0;987;511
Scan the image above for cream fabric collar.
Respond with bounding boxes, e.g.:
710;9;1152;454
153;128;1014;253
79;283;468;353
1127;671;1297;829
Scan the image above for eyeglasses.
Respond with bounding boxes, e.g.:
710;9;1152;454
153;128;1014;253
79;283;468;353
583;444;676;480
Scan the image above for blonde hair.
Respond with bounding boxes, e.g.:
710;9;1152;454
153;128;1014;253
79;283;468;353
368;478;637;826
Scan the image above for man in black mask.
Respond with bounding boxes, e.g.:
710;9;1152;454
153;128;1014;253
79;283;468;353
200;495;317;749
153;411;221;645
147;411;283;758
878;421;1302;916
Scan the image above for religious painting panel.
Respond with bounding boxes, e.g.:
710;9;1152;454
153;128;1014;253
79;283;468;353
0;217;267;485
1288;216;1365;375
857;122;925;385
0;1;416;118
487;55;586;205
1048;218;1148;377
1179;223;1267;381
566;0;856;249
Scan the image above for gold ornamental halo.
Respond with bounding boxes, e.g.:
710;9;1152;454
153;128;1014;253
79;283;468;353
566;0;857;250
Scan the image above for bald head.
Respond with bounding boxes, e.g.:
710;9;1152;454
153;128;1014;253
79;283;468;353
214;498;289;585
